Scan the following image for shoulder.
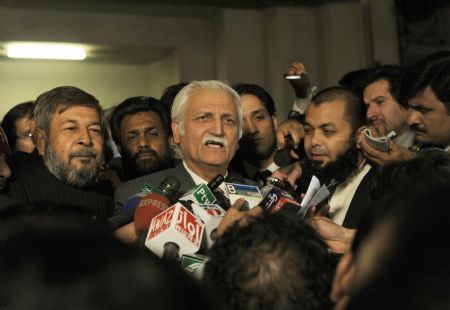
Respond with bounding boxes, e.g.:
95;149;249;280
114;165;192;208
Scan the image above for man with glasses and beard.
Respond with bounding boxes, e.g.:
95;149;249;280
109;96;172;181
5;86;114;219
297;87;375;229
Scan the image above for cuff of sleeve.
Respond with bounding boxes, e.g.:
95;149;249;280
291;86;317;114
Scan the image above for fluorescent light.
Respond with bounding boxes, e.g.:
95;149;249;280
6;43;86;60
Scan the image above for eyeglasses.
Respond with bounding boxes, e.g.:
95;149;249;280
0;127;11;155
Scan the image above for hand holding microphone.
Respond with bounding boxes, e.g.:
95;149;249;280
216;198;263;238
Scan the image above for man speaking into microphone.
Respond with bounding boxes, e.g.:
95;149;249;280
115;81;258;216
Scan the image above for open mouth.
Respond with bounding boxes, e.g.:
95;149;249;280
205;140;224;148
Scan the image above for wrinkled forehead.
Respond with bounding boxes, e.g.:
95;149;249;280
0;127;11;156
187;89;237;110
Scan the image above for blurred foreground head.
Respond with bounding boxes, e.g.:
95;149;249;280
204;213;336;310
348;167;450;310
0;202;216;310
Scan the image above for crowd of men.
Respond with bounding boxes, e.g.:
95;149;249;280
0;50;449;309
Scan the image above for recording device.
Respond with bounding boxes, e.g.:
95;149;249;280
133;177;181;245
284;74;302;80
259;185;301;214
224;182;262;211
180;184;217;205
190;203;226;249
363;128;396;152
108;184;156;229
265;176;296;196
145;202;204;260
181;253;207;280
273;135;304;167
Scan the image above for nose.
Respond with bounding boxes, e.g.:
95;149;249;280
0;155;11;180
366;103;379;121
210;116;224;136
310;130;323;147
243;118;257;136
78;127;93;146
407;109;421;127
137;133;150;149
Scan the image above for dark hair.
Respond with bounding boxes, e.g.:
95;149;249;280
311;86;365;133
34;86;106;138
160;82;189;113
347;171;450;310
0;203;217;310
233;83;276;116
204;213;335;310
1;101;34;149
401;50;450;112
338;68;372;96
109;96;170;146
360;65;406;104
352;148;450;253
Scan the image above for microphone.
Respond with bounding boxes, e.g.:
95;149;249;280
181;253;207;280
224;182;263;211
190;203;227;249
133;177;181;243
180;184;217;205
144;202;204;260
259;184;301;214
273;135;304;167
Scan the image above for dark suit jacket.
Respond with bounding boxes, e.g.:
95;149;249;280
114;162;257;210
6;154;114;219
342;165;378;229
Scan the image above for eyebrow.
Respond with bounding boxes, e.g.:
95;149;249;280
369;95;386;102
127;126;157;134
250;109;267;116
304;121;336;128
61;119;101;127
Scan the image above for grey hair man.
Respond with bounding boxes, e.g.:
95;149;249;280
32;86;106;187
6;86;114;219
114;80;251;208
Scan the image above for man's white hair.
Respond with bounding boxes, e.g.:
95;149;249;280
171;80;243;138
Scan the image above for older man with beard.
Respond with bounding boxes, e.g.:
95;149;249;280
5;86;114;219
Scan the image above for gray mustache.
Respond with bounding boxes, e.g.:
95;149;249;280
69;148;97;159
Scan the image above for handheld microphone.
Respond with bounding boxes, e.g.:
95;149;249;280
145;202;204;260
259;185;301;214
208;174;231;210
121;183;160;215
108;185;155;229
224;182;262;210
180;184;217;205
181;253;207;280
134;177;181;240
190;203;226;249
273;135;304;167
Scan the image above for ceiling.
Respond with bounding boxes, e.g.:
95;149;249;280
0;0;358;64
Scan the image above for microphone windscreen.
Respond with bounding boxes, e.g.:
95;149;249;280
134;193;171;233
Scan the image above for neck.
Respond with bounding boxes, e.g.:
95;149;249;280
184;161;227;182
